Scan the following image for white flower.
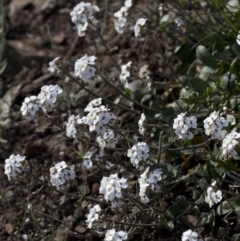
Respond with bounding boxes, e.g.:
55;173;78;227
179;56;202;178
70;2;99;37
114;7;128;34
20;96;40;122
124;0;132;9
74;55;96;82
105;229;117;241
138;167;150;203
138;113;147;135
63;168;75;180
147;169;162;186
205;111;218;124
38;85;63;112
22;234;28;240
66;115;80;138
205;181;222;208
120;61;131;88
127;142;149;168
105;229;128;241
50;162;75;187
138;167;162;203
84;98;102;112
50;170;65;187
227;114;236;125
237;31;240;45
203;111;228;140
222;132;240;158
215;117;228;129
134;18;147;37
99;129;118;149
55;161;67;172
175;17;184;27
48;57;61;73
4;154;26;180
182;229;198;241
99;174;128;203
113;0;132;33
83;151;94;169
78;101;116;137
145;75;152;91
173;113;197;140
77;99;117;149
86;205;101;228
96;135;106;149
185;116;197;129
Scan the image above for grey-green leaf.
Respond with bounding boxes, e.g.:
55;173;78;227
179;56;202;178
196;45;218;70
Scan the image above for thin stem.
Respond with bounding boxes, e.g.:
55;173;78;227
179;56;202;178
96;27;120;71
61;68;141;115
157;131;163;166
97;72;160;112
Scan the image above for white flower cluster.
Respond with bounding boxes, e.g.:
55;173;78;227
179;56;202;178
182;229;199;241
74;55;96;82
203;111;228;140
48;56;61;74
70;2;99;37
134;18;147;37
77;98;117;149
205;181;222;208
222;131;240;158
173;113;197;140
138;113;147;135
138;167;162;203
38;85;63;113
114;0;132;33
127;142;149;168
120;61;131;88
105;229;128;241
50;161;75;187
99;174;128;206
86;205;101;228
20;96;40;122
4;154;26;180
66;115;80;138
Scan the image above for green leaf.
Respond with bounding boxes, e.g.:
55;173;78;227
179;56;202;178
125;88;131;96
199;213;213;226
192;190;201;200
167;205;183;217
230;58;240;75
220;72;237;90
190;77;209;92
199;66;216;80
230;97;240;109
217;200;240;216
176;195;188;208
196;45;218;70
217;159;238;172
166;221;174;231
0;59;7;74
232;234;240;241
217;201;233;215
141;94;152;104
227;0;240;13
